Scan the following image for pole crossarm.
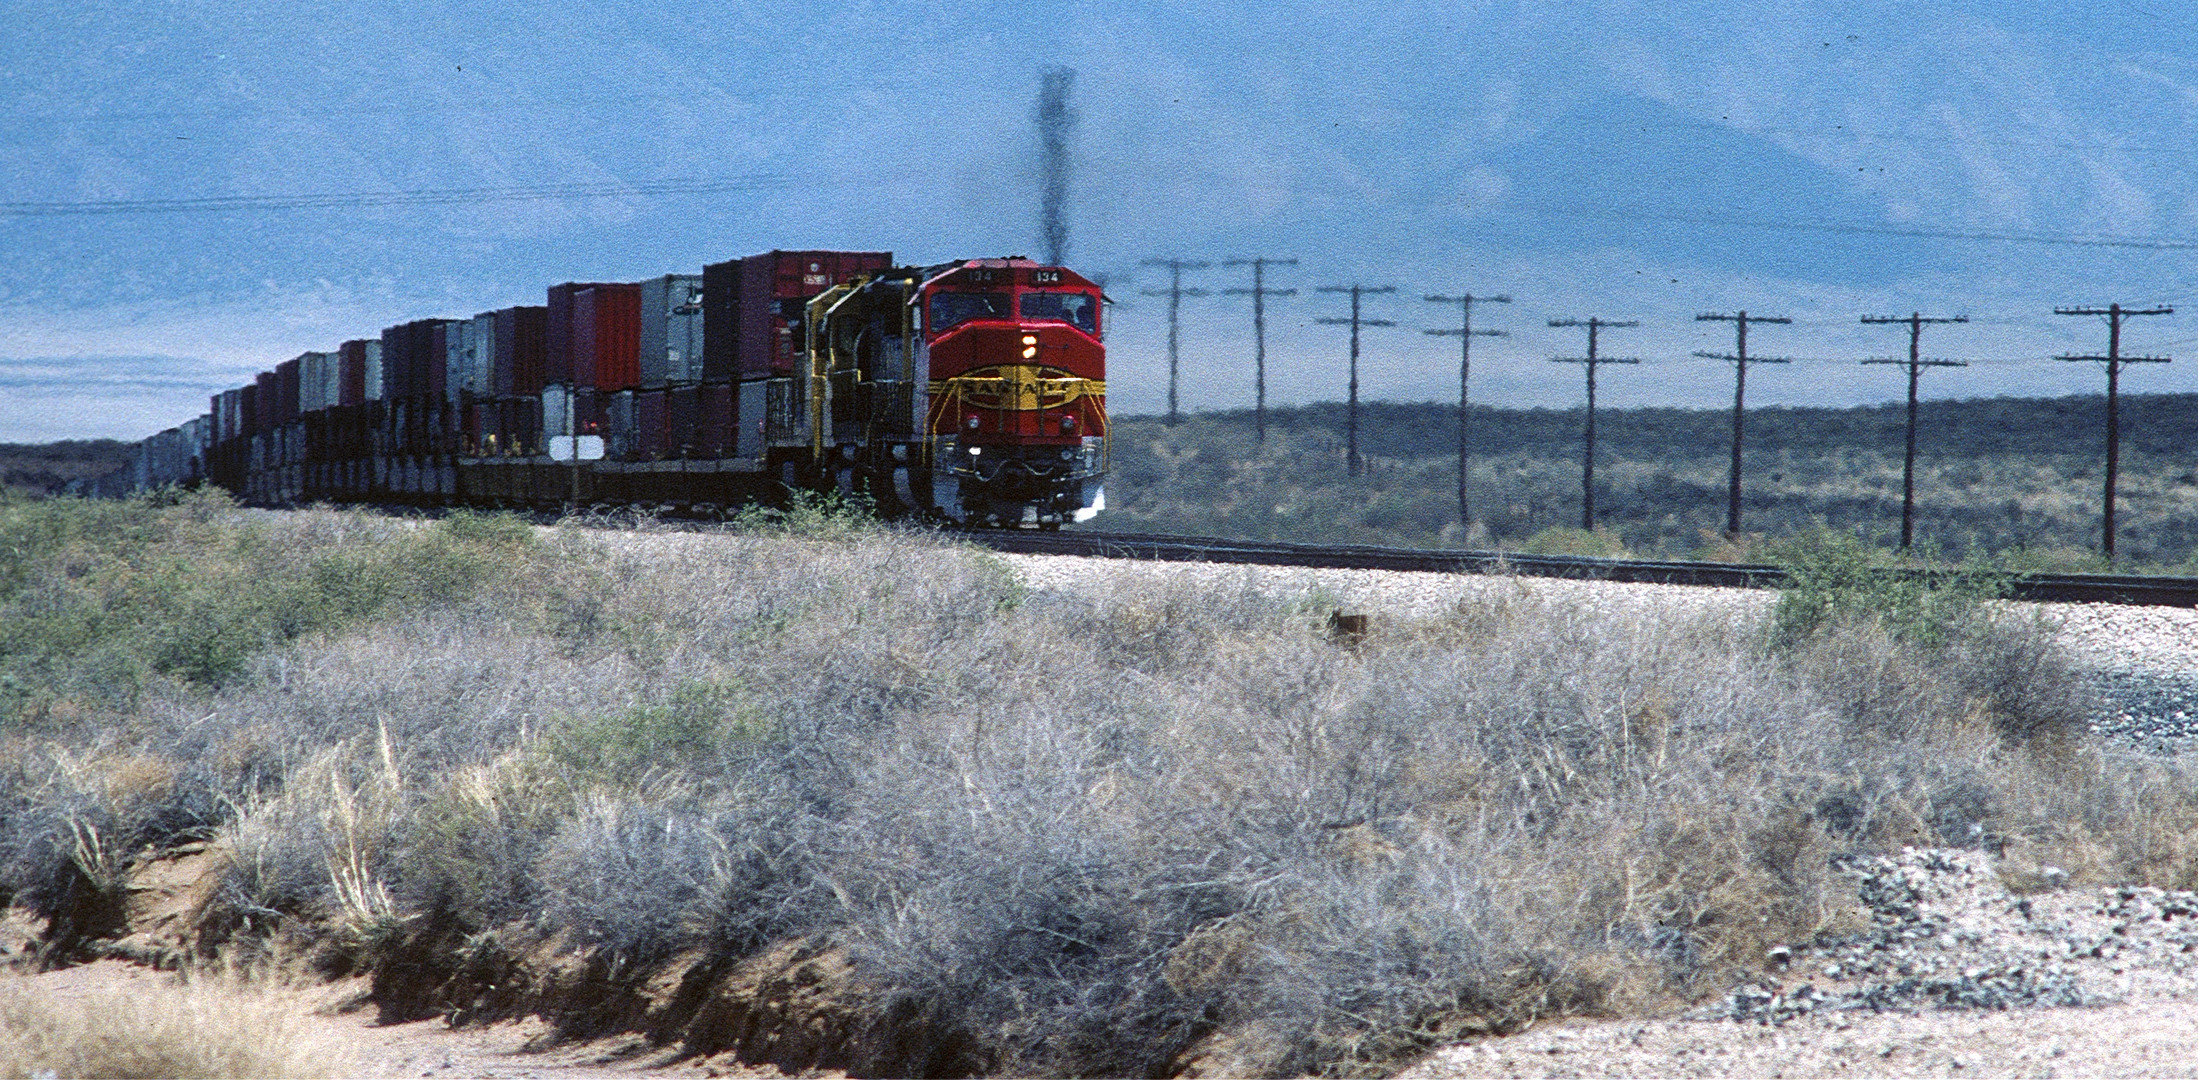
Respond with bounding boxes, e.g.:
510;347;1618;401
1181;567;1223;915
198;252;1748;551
1424;293;1511;527
1694;351;1792;363
2053;302;2174;558
1547;317;1639;531
1219;258;1297;442
1139;258;1211;424
1859;312;1972;549
1317;285;1399;477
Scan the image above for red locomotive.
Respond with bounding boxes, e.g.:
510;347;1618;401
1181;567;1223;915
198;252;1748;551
115;252;1108;529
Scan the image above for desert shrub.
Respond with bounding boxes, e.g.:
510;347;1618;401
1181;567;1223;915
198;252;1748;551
1509;525;1629;558
0;505;2181;1078
1769;529;2011;649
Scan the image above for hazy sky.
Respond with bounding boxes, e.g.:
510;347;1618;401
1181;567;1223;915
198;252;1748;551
5;0;2198;441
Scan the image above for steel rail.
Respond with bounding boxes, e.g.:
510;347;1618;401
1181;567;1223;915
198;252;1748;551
966;529;2198;608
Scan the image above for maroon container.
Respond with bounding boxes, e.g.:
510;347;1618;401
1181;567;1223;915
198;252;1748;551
339;340;369;406
636;388;669;460
254;372;279;433
494;306;548;395
547;282;622;386
667;384;700;457
425;321;452;403
696;382;731;458
735;250;893;378
276;358;302;425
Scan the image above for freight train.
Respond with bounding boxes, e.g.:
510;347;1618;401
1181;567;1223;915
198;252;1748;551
96;252;1109;528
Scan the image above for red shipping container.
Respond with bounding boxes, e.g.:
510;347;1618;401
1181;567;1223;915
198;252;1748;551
735;250;892;379
572;284;641;391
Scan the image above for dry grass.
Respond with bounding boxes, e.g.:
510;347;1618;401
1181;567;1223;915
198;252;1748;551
1;493;2190;1076
0;973;349;1079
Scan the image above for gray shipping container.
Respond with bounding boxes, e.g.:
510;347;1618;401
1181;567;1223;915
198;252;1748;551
638;275;705;386
466;312;497;399
296;351;336;413
364;340;385;402
445;319;474;402
542;383;571;438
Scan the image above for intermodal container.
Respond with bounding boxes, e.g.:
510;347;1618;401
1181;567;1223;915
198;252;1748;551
464;312;496;400
605;389;636;460
638;275;705;386
697;381;734;457
494;305;547;395
276;358;302;425
425;321;454;403
339;340;370;405
701;259;742;380
667;383;700;457
636;388;669;460
547;283;623;386
254;371;278;432
573;283;642;391
735;250;892;378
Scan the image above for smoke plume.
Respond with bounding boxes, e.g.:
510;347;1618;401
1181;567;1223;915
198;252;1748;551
1035;66;1077;266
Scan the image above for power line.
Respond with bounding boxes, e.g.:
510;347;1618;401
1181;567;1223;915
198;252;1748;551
1861;313;1971;549
1518;201;2198;252
2055;303;2174;559
1425;292;1510;528
0;174;796;217
1222;257;1298;443
1549;317;1641;531
1694;311;1792;539
1316;284;1398;477
1141;258;1210;425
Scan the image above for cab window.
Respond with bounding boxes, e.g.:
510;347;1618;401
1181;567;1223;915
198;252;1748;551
1019;290;1099;334
928;292;1012;333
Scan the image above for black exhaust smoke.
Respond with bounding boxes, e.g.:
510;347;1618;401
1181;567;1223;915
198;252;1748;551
1035;66;1077;266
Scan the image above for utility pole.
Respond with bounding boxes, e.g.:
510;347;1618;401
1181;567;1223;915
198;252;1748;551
2055;302;2173;559
1316;284;1397;477
1222;257;1298;443
1549;317;1640;531
1424;292;1510;527
1141;258;1209;425
1694;311;1792;539
1861;312;1969;550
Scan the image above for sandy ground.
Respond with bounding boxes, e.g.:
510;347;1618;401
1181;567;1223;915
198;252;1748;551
3;959;792;1079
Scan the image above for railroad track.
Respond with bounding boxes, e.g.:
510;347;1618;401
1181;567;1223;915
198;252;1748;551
968;529;2198;608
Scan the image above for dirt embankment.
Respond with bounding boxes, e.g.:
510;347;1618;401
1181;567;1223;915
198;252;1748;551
7;840;981;1078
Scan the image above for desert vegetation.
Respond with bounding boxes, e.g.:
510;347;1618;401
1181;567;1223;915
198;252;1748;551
2;491;2194;1076
1099;394;2198;570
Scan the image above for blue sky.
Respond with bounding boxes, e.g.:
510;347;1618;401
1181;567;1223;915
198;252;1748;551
5;0;2198;441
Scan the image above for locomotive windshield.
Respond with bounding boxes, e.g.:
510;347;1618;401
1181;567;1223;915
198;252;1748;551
928;292;1012;332
1018;290;1099;334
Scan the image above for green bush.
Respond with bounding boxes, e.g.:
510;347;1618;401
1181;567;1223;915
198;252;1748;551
1769;529;2011;649
0;494;552;725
